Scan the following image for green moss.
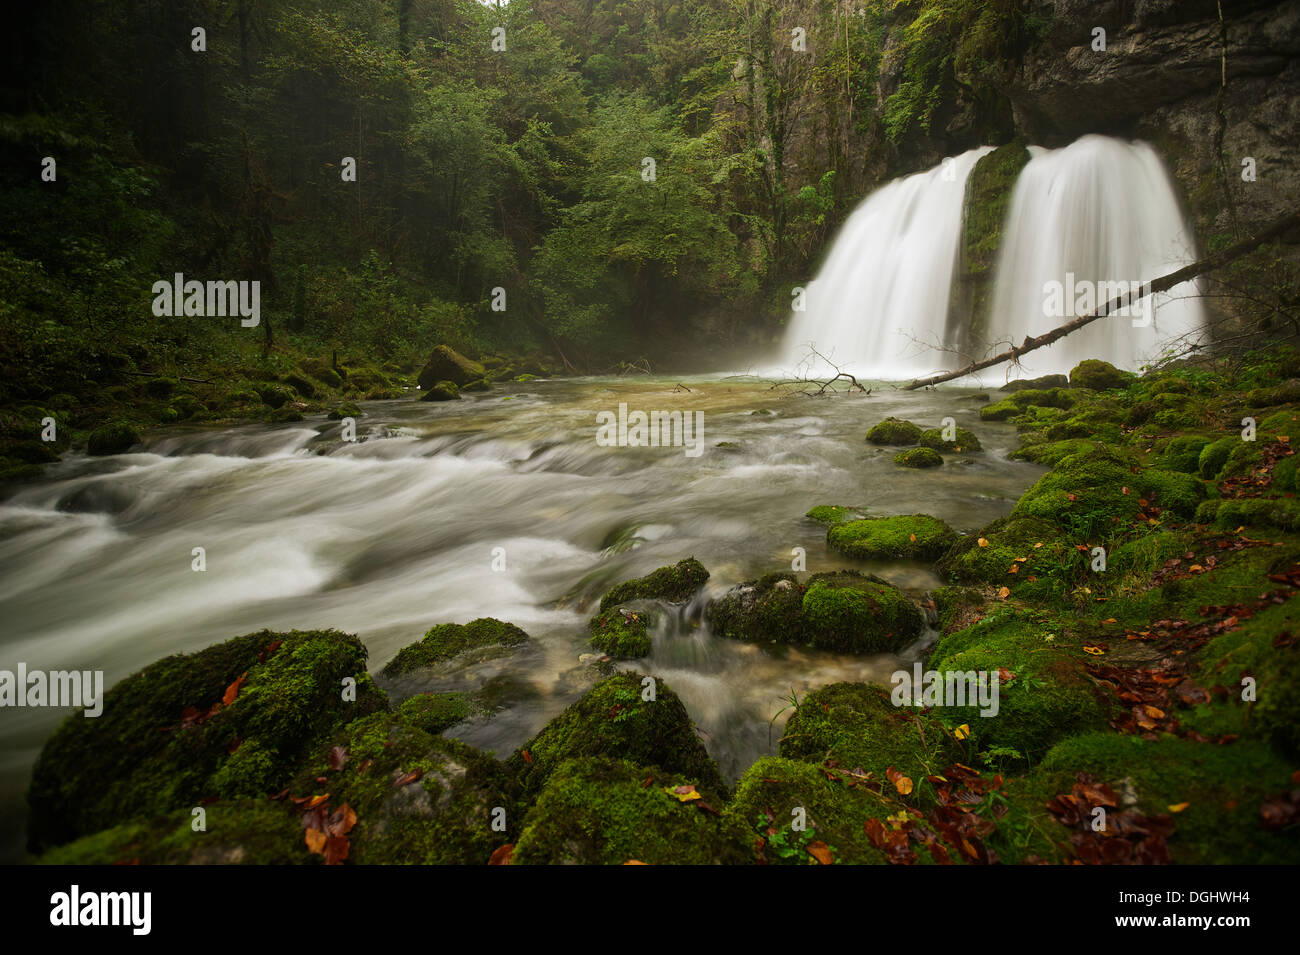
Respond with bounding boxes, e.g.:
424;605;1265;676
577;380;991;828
780;683;959;793
327;402;362;420
961;141;1030;339
705;573;804;644
866;417;922;445
598;557;710;611
801;572;924;652
462;378;492;392
941;515;1077;600
932;585;984;632
1068;359;1128;390
926;608;1110;764
826;514;957;561
1033;734;1300;864
1008;437;1099;465
918;426;982;452
588;607;656;658
420;379;461;402
1209;497;1300;532
722;757;888;864
381;618;529;676
26;628;384;852
37;799;314;865
506;672;723;798
288;709;518;864
894;447;943;468
805;504;866;524
980;388;1077;421
1153;435;1211;473
1198;436;1236;479
512;757;744;864
86;422;140;455
396;691;472;735
266;406;304;423
417;345;485;389
1219;439;1264;479
143;377;177;398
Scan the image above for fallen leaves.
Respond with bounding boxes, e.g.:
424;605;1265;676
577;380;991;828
393;768;424;788
328;745;349;772
1046;773;1173;865
222;672;248;706
886;766;914;796
302;800;357;866
806;841;833;865
664;784;702;802
489;844;514;865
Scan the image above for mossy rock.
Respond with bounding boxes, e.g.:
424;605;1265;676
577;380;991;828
801;571;925;652
931;585;985;633
416;345;485;389
894;447;943;468
1198;436;1237;479
1032;734;1300;864
170;394;204;420
722;757;888;864
327;402;362;420
1068;359;1128;390
1154;435;1211;474
395;691;472;735
420;380;461;402
805;504;866;525
999;374;1068;392
26;628;385;853
86;423;140;456
37;799;315;865
266;406;305;423
300;358;344;390
588;607;656;658
283;373;319;398
1010;446;1201;540
256;384;294;409
866;417;922;445
143;377;177;399
381;618;529;676
826;514;958;561
918;426;982;452
598;557;709;611
705;573;804;644
1219;439;1264;480
286;709;518;864
461;378;492;392
505;672;723;797
926;609;1110;763
514;373;537;382
512;757;744;865
1207;497;1300;532
940;515;1076;598
1257;407;1300;438
1008;437;1099;466
780;683;958;793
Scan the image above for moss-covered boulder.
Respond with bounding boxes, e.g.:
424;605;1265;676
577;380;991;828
780;683;958;790
980;387;1077;421
86;422;140;456
327;402;362;420
1011;446;1202;539
588;607;656;658
926;609;1110;763
26;628;385;853
941;515;1077;600
396;691;472;735
506;672;723;797
1198;436;1236;479
598;557;709;611
805;505;867;525
417;345;486;389
999;374;1068;392
960;140;1031;340
266;406;305;423
707;570;922;653
722;757;888;864
461;378;492;392
894;447;943;468
1154;435;1211;473
420;380;460;402
512;757;743;865
866;417;922;445
1068;359;1128;390
36;799;316;865
284;708;518;864
827;514;957;561
918;426;982;452
381;618;529;676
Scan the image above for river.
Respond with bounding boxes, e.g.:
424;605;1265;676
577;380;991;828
0;375;1046;860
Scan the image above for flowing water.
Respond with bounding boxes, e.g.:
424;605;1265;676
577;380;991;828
0;378;1047;860
986;135;1206;376
780;147;993;379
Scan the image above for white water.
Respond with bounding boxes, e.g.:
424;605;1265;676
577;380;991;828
780;147;993;379
984;135;1206;377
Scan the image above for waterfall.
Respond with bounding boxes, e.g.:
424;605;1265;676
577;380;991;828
984;135;1205;378
779;147;993;379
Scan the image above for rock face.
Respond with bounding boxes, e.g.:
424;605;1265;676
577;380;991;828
417;345;485;389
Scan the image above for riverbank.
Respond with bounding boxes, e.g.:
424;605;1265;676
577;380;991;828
10;355;1300;864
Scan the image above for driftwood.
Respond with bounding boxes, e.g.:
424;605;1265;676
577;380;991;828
903;210;1300;391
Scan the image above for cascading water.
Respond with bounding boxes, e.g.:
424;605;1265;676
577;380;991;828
780;147;993;379
984;135;1206;377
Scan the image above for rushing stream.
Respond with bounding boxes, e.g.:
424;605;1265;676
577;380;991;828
0;377;1048;860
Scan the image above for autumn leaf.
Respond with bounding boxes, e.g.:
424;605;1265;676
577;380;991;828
326;803;357;838
488;844;514;865
885;766;914;796
222;672;248;707
323;835;350;865
1084;645;1106;655
328;745;348;772
1168;802;1190;813
954;724;970;741
393;769;423;788
997;586;1011;599
521;750;533;764
664;784;702;802
305;828;327;854
977;538;989;548
623;860;648;865
306;793;330;809
806;841;834;865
